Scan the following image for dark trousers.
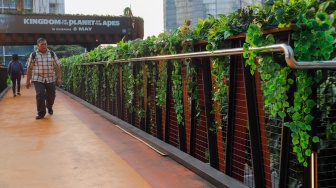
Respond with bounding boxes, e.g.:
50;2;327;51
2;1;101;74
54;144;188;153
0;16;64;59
11;78;21;94
33;81;56;116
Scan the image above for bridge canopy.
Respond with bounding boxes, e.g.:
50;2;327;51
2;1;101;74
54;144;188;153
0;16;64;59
0;14;144;50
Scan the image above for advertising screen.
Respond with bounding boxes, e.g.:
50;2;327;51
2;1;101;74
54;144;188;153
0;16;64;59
0;14;130;34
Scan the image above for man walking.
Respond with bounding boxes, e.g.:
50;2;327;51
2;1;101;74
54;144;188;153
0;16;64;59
26;38;62;119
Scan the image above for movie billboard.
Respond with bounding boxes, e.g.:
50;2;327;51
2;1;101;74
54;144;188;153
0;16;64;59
0;14;130;34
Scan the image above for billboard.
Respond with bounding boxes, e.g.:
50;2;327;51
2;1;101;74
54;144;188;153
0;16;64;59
0;14;130;34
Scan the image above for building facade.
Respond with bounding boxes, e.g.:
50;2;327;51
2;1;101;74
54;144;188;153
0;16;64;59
0;0;64;66
164;0;265;32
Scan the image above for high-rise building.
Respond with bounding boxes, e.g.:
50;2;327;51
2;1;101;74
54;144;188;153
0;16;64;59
32;0;65;14
164;0;264;32
1;0;64;14
0;0;64;66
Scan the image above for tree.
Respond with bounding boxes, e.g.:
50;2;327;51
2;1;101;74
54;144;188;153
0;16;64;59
23;45;85;60
48;45;85;59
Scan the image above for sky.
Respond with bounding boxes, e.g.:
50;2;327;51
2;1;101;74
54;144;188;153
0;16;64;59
64;0;164;38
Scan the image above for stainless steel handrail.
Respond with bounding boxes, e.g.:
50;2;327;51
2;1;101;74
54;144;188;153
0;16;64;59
113;43;336;69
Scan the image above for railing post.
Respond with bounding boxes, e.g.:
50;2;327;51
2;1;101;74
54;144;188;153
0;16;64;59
225;50;238;176
243;58;266;188
279;70;295;187
98;64;103;109
145;61;152;134
201;56;219;169
178;60;186;152
189;60;197;156
130;63;136;125
117;65;123;119
154;62;163;140
164;61;172;143
306;70;324;188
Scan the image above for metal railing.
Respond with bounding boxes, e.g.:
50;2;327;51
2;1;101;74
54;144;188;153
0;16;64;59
113;43;336;69
61;42;336;188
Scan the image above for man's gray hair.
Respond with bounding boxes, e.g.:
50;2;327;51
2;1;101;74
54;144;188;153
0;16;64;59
37;37;47;44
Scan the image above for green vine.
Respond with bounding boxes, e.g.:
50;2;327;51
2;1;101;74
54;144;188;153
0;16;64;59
284;13;334;166
122;62;135;113
210;56;230;132
135;63;149;119
243;22;317;167
184;58;203;125
243;8;335;166
155;61;167;107
106;63;119;101
172;60;184;125
83;66;90;102
91;66;99;102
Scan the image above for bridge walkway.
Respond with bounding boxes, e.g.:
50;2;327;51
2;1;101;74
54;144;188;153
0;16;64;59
0;78;216;188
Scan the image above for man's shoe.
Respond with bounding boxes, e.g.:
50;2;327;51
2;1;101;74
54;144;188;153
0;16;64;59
36;115;44;119
17;93;21;96
48;108;53;115
13;94;16;97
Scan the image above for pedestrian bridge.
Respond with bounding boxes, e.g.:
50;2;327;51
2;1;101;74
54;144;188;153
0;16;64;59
0;78;222;188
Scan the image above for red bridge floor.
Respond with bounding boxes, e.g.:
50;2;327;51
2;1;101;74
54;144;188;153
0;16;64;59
0;78;216;188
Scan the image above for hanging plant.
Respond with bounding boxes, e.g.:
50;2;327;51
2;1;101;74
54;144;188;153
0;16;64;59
155;60;168;107
91;65;99;101
172;60;184;125
184;58;203;125
106;63;119;101
284;12;334;167
210;56;230;132
122;62;135;113
135;63;147;119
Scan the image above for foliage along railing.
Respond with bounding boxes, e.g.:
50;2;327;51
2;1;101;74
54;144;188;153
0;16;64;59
60;1;336;187
61;41;336;188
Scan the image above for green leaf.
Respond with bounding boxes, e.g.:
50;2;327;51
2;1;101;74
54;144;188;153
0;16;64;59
287;106;295;113
287;78;294;84
291;133;299;139
305;99;316;108
206;44;213;51
305;149;311;156
278;23;286;28
278;111;286;119
303;107;311;114
300;142;309;149
284;122;291;127
316;12;327;22
326;35;334;43
293;146;301;152
271;109;277;115
298;153;304;163
243;43;249;51
312;136;320;143
305;87;312;96
304;114;314;124
292;112;301;121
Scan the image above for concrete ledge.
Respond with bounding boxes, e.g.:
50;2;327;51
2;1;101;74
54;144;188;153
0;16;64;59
57;88;248;188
